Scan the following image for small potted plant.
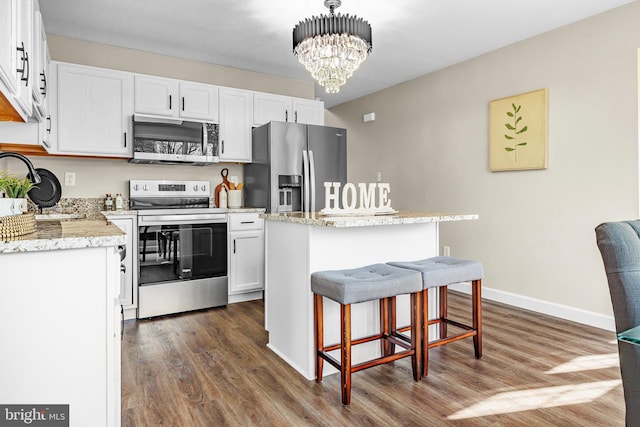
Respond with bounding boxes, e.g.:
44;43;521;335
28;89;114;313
0;171;35;217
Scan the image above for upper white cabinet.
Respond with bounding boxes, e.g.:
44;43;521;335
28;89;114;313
0;0;18;96
253;92;324;126
56;63;133;157
14;0;33;118
219;87;253;163
0;0;34;122
291;97;324;125
134;75;218;122
180;81;218;121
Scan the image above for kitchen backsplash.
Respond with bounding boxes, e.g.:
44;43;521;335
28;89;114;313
28;197;130;219
29;196;221;218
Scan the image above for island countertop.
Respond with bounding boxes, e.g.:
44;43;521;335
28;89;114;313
0;219;126;254
260;211;478;228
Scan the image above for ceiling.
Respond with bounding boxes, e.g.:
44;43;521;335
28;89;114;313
39;0;634;108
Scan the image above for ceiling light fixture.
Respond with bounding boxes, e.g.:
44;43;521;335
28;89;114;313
293;0;372;94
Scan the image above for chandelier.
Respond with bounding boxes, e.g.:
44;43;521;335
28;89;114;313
293;0;372;94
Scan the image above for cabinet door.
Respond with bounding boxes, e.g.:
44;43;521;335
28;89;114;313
253;92;291;125
57;63;133;157
13;0;33;117
179;81;218;121
0;0;18;94
292;97;324;125
134;75;178;117
110;218;134;307
229;230;264;294
31;10;46;112
219;87;252;162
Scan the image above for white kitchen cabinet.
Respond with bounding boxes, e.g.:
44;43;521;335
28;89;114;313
253;92;324;126
56;62;133;157
179;81;218;121
228;212;264;297
31;9;49;116
0;245;122;427
107;215;138;320
219;87;253;162
134;75;176;117
134;75;218;121
0;0;34;122
0;0;18;96
291;97;324;125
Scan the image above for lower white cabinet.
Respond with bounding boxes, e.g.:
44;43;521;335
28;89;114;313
228;212;264;297
106;215;138;320
0;245;122;427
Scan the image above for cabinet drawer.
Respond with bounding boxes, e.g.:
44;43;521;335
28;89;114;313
229;213;263;231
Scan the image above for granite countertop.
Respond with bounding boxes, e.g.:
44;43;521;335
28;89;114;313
228;207;266;213
0;219;126;254
260;211;479;228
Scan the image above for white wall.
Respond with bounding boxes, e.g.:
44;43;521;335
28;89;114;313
328;2;640;322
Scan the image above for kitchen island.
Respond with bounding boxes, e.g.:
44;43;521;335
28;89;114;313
262;211;478;380
0;218;125;427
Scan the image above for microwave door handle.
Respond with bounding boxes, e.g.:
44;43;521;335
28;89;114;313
202;124;207;155
308;150;316;213
302;150;310;212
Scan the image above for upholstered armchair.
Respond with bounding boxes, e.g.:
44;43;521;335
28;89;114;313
596;220;640;426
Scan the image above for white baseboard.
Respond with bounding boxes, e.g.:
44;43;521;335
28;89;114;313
228;290;263;304
449;283;616;332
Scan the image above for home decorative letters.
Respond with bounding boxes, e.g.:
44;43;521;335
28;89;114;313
321;182;395;215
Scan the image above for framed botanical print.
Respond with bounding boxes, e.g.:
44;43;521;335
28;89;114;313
489;88;548;171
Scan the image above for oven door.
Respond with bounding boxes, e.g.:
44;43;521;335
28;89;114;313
137;213;228;318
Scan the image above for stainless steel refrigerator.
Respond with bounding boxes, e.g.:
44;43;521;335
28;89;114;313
244;121;347;213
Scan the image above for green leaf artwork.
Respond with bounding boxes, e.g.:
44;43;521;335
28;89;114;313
503;103;528;162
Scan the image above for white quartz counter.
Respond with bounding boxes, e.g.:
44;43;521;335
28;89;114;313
261;211;478;228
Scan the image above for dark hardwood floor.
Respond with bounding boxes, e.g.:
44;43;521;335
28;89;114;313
121;293;624;426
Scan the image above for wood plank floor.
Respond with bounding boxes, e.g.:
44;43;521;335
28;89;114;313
121;293;625;426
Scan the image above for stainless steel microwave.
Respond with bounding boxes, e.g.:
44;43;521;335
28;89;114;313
129;114;219;165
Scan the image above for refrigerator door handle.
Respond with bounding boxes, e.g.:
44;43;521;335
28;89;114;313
303;150;310;212
309;150;316;212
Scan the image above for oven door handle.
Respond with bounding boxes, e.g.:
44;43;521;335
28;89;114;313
138;214;227;226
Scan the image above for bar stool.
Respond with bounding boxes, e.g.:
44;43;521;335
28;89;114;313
311;263;423;405
388;256;483;377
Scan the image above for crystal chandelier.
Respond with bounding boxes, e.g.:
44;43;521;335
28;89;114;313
293;0;372;94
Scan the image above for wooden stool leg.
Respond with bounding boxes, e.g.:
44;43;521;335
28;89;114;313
411;292;422;381
388;296;397;355
341;303;352;405
422;289;429;378
314;294;324;382
439;285;448;338
472;279;482;359
380;297;389;357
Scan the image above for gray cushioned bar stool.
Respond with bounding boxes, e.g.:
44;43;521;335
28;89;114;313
388;256;483;377
311;263;423;405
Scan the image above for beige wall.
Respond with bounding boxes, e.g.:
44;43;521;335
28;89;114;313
48;35;313;98
3;36;315;198
328;2;640;319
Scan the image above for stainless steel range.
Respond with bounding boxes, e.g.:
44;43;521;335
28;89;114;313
130;180;228;318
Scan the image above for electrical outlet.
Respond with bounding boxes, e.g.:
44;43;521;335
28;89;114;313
376;171;382;182
64;172;76;186
443;246;451;256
